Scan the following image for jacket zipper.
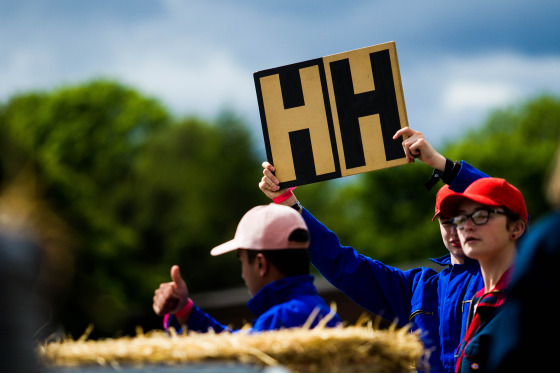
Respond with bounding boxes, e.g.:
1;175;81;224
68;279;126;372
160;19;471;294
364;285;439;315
409;310;434;321
462;299;473;313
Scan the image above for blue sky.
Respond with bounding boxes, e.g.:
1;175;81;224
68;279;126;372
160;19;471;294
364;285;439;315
1;0;559;152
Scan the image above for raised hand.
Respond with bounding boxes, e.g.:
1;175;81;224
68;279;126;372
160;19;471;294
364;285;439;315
152;265;189;316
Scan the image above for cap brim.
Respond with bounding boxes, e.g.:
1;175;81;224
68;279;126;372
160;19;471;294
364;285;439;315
440;193;501;217
210;239;242;256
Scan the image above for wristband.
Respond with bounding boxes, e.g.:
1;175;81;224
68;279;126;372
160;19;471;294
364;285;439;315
273;187;296;204
441;159;460;184
175;298;194;318
425;158;457;190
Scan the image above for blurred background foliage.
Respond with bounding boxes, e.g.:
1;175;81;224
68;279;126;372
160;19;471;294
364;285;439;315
1;80;558;338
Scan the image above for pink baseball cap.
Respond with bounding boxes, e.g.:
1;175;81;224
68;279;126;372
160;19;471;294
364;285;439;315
210;204;309;256
439;177;528;222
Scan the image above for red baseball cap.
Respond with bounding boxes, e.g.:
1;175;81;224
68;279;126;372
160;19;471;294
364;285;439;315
210;204;309;256
432;185;459;221
439;178;528;222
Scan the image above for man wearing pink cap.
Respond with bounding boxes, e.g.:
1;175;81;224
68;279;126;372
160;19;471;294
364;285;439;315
153;204;341;333
437;177;528;372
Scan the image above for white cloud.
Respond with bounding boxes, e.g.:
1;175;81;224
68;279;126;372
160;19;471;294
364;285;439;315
114;48;255;119
1;1;560;153
443;81;520;113
402;53;560;146
439;53;560;112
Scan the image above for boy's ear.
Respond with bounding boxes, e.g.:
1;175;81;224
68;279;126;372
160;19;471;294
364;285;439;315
512;220;526;239
256;253;268;276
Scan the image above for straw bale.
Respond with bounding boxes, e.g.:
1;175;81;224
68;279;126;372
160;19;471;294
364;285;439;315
39;321;425;372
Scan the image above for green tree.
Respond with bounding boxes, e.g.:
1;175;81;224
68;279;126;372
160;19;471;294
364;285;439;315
122;112;267;321
0;80;172;337
2;79;557;339
445;94;560;219
0;81;269;338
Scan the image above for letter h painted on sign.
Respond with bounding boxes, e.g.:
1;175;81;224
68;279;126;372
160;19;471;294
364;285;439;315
254;41;409;188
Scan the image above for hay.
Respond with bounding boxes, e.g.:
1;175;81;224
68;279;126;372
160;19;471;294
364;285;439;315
39;320;425;372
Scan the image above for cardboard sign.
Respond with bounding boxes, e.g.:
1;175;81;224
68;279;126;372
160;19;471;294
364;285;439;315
254;41;409;188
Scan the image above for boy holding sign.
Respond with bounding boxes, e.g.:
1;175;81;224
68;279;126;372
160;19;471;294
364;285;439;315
259;127;487;372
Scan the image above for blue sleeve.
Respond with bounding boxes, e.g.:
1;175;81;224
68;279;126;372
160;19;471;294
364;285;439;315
448;161;489;192
250;299;341;332
302;208;428;326
166;304;231;334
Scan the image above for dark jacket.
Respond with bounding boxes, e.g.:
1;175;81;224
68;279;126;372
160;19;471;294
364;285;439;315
455;268;514;372
487;211;560;372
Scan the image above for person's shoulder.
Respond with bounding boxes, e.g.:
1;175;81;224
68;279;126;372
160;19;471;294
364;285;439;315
255;301;311;330
519;210;560;255
532;210;560;231
430;254;451;266
405;265;440;285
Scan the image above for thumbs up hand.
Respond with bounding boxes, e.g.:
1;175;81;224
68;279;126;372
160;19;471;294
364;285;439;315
153;265;190;316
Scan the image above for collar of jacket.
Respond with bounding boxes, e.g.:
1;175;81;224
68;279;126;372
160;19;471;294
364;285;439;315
430;254;479;267
246;274;317;317
473;266;515;305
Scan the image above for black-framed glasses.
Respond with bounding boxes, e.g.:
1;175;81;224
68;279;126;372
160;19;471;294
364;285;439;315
452;208;509;229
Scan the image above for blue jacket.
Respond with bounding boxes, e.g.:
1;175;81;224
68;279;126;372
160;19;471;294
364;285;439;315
167;275;341;333
303;161;487;372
